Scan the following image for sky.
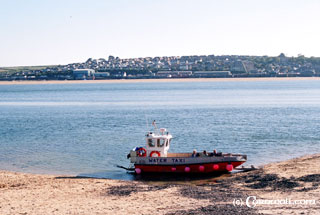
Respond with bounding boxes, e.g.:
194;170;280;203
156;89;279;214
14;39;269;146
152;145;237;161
1;0;320;67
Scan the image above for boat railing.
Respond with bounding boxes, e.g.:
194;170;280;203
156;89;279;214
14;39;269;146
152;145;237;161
166;152;247;159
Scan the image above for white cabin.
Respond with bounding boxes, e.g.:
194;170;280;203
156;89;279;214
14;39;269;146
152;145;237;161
145;128;172;157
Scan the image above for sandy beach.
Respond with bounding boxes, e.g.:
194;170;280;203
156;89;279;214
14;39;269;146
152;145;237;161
0;77;320;85
1;154;319;215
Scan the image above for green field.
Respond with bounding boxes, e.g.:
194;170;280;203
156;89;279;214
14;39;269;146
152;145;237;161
0;65;57;75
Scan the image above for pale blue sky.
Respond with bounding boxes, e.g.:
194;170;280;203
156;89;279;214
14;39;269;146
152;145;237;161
1;0;320;66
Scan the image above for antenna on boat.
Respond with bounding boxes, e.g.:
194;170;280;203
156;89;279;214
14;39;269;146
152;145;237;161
152;120;159;134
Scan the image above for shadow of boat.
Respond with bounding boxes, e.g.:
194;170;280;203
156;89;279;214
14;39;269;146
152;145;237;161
55;170;232;186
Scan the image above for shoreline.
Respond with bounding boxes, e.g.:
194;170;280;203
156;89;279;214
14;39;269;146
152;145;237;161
1;154;319;214
0;77;320;85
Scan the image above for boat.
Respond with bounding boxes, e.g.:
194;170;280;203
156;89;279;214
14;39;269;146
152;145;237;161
127;121;247;174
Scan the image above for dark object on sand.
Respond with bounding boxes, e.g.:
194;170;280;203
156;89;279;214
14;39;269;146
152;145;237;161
234;165;257;172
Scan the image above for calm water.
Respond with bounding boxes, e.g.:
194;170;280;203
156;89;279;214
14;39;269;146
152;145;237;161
0;80;320;180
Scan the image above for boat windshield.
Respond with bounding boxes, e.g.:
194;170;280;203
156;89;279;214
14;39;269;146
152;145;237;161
148;138;169;148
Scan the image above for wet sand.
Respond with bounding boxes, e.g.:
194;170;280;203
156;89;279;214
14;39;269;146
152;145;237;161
0;77;319;85
1;154;319;215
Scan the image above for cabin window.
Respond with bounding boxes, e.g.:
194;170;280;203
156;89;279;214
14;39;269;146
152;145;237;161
148;139;155;147
161;139;166;147
157;139;165;147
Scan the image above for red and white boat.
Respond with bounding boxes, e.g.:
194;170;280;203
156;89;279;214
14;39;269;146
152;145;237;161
127;122;247;174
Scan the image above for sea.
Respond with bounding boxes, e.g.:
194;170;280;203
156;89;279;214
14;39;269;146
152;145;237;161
0;79;320;180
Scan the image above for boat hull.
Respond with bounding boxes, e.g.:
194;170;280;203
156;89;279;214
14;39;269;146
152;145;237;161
131;152;247;174
134;161;245;173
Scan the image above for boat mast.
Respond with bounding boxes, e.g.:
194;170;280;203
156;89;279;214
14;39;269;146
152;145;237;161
152;120;159;134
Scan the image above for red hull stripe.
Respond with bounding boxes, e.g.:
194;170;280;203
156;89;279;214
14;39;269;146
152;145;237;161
135;161;244;173
134;161;240;166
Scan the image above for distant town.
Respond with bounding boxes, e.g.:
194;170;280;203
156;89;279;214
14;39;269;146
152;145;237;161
1;53;320;81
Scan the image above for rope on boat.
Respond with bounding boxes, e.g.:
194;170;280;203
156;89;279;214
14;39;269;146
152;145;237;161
116;165;135;171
